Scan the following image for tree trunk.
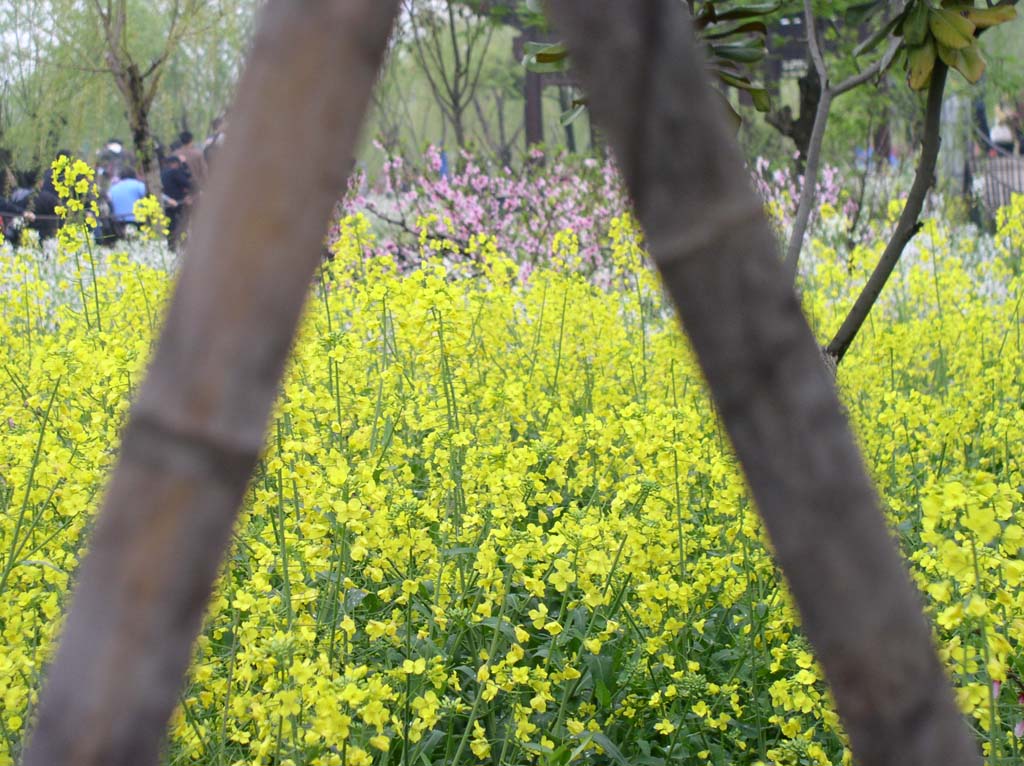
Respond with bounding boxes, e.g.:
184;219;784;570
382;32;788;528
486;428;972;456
525;69;544;148
125;70;161;195
766;61;821;172
20;2;400;765
129;107;161;196
495;90;512;166
453;105;467;149
544;2;980;765
558;85;577;152
589;120;606;159
792;62;821;168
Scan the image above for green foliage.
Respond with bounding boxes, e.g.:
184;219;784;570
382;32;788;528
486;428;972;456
0;0;258;170
522;1;780;126
853;0;1018;90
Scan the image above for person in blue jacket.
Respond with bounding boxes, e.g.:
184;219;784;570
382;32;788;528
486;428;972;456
107;167;148;239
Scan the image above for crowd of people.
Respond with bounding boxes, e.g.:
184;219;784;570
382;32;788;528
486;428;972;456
0;118;226;249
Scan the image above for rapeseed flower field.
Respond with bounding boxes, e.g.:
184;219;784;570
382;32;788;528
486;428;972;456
2;181;1024;765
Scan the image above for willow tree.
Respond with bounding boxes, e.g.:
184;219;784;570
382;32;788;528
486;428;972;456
77;0;209;190
0;0;80;168
152;0;262;140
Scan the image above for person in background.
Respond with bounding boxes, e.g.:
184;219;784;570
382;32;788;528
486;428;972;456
28;150;69;240
991;104;1017;155
1010;94;1024;150
177;130;208;189
161;154;192;250
95;138;127;193
0;168;26;238
10;170;36;210
0;196;23;238
39;149;70;196
107;167;148;240
203;117;226;167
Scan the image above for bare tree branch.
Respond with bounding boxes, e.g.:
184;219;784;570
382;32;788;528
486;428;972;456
543;2;979;765
832;41;898;97
404;0;494;146
20;2;400;765
827;62;949;365
804;0;827;85
782;2;899;281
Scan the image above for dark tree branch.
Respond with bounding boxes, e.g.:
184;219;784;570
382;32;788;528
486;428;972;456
406;0;491;146
543;2;978;765
804;0;827;85
833;42;898;97
20;2;400;765
827;62;949;365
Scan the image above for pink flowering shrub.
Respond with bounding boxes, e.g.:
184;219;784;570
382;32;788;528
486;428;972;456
338;146;900;279
750;156;850;233
342;146;627;277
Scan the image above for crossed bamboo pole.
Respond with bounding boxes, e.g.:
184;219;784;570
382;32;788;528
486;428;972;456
23;2;980;765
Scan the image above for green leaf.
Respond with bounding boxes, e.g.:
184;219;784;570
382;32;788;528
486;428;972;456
522;41;567;59
712;69;772;108
480;616;517;641
714;69;753;89
702;20;769;40
710;41;767;63
696;0;782;24
524;57;571;74
748;86;771;112
521;742;555;756
588;732;628;766
522;41;570;72
853;11;905;56
845;0;892;26
560;103;587;127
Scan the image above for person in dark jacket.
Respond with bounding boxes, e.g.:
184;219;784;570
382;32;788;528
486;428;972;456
30;178;61;241
10;170;36;209
0;196;23;240
161;154;193;250
177;131;207;188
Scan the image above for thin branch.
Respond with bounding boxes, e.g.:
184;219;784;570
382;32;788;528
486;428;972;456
833;39;899;96
407;1;461;125
446;0;464;83
804;0;827;84
462;22;495;112
783;113;831;275
827;62;949;364
783;3;898;281
781;2;830;280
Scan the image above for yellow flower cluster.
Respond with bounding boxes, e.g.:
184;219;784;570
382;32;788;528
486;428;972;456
997;193;1024;275
0;204;1022;766
50;155;100;237
132;195;171;242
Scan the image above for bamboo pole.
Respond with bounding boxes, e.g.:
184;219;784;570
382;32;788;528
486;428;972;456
21;2;400;764
544;1;979;764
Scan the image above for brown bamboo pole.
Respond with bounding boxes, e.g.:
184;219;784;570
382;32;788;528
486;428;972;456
543;1;979;764
21;2;400;765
